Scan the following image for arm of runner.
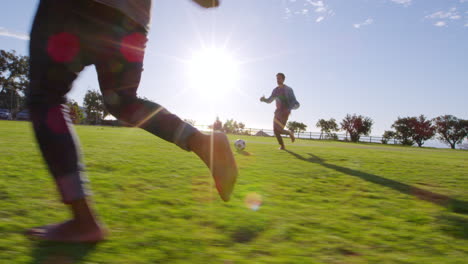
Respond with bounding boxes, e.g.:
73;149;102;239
261;89;277;104
288;88;300;110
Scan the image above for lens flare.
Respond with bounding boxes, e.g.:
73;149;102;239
47;32;80;63
244;192;263;211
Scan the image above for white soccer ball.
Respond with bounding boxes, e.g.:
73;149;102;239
234;139;246;151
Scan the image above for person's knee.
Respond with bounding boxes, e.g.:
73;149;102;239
273;123;284;133
273;128;281;135
102;91;128;118
103;91;144;122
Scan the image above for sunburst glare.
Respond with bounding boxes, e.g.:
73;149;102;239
186;47;240;100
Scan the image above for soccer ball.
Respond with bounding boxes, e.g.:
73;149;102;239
234;139;246;151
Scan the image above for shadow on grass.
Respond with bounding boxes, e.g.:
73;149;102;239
437;214;468;239
29;241;96;264
237;150;251;156
285;150;468;215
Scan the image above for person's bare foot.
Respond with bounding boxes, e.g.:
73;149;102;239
289;131;295;143
279;145;285;150
188;131;238;201
26;219;107;243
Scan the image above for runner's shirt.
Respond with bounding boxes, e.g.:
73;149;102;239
264;85;300;112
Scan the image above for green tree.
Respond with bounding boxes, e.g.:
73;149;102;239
214;118;248;134
316;118;338;139
66;99;84;124
381;130;396;144
223;119;238;134
238;122;245;132
392;115;435;147
411;115;435;147
340;114;373;142
83;89;106;125
433;115;468;149
287;121;307;136
392;117;415;146
0;50;29;113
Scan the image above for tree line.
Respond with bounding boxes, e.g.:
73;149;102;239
0;50;108;125
309;114;467;149
80;98;468;150
384;115;468;149
2;49;467;149
209;117;249;135
0;50;28;112
210;113;468;150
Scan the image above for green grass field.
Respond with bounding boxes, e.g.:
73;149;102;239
1;120;467;264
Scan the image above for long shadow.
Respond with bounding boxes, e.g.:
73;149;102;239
237;150;251;156
285;150;468;214
29;241;97;264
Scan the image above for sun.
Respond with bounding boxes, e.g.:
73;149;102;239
187;47;240;100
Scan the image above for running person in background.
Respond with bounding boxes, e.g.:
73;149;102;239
26;0;237;243
260;73;300;150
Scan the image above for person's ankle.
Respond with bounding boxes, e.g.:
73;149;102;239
69;198;101;227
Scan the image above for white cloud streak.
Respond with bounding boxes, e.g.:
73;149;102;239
353;18;374;29
0;27;29;40
425;7;465;27
284;0;334;23
426;8;461;20
390;0;412;6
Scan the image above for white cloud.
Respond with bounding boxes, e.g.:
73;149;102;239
460;0;468;3
307;0;326;12
307;0;324;7
426;8;459;19
425;7;465;27
284;0;334;22
353;18;374;29
390;0;412;6
284;7;292;19
0;27;29;40
315;6;326;13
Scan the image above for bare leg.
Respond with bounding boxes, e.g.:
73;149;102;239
187;131;238;201
289;130;295;143
273;110;292;149
25;104;105;242
274;130;286;150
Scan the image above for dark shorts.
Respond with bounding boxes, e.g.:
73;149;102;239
27;0;148;106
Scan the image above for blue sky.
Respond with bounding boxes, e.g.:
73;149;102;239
1;0;467;138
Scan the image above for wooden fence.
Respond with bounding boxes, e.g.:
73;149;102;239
193;125;399;145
